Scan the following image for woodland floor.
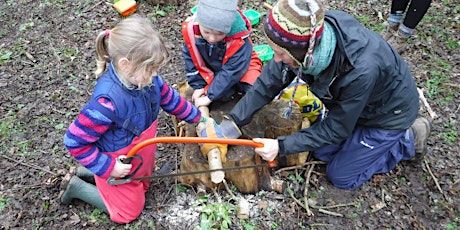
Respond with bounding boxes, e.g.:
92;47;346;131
0;0;459;229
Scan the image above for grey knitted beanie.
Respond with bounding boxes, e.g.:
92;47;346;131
196;0;238;34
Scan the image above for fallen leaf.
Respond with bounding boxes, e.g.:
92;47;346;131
258;200;268;212
68;213;80;225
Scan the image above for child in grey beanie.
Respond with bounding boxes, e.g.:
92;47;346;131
181;0;262;108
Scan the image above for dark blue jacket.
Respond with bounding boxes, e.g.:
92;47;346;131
229;10;419;155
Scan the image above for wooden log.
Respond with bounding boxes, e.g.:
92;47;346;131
198;105;225;184
238;97;308;168
176;82;306;193
179;139;284;193
285;117;310;166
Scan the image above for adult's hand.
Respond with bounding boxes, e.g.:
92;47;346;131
253;138;279;162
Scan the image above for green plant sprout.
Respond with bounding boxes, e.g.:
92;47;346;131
194;202;236;230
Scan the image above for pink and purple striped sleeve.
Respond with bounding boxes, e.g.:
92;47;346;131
63;98;116;179
157;76;201;124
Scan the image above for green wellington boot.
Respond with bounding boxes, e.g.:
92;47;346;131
70;166;95;184
58;174;108;213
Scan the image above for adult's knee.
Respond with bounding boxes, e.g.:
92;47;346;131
326;167;364;190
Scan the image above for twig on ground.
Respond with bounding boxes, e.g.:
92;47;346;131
370;189;387;213
178;125;184;137
453;178;460;186
24;51;35;62
20;60;34;66
417;88;438;119
222;179;236;199
161;183;196;207
311;171;327;177
288;190;308;210
303;163;315;216
317;208;343;217
309;202;357;209
310;223;333;227
444;82;460;88
52;108;68;114
1;155;57;176
6;183;45;191
424;159;448;200
311;201;356;216
274;160;326;174
212;187;222;203
163;183;179;206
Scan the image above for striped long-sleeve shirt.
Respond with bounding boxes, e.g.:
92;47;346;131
64;76;200;178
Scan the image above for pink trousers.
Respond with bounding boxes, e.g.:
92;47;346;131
94;120;158;224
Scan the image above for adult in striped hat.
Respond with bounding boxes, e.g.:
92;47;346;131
219;0;431;191
264;0;325;67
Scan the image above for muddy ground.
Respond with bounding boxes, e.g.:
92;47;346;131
0;0;459;229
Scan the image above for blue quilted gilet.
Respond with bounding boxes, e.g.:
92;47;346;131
89;63;160;152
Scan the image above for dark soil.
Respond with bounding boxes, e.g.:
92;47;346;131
1;0;459;229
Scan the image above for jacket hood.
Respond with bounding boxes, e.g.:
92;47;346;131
324;10;370;67
225;10;252;41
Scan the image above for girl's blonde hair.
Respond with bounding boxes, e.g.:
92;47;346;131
94;14;169;81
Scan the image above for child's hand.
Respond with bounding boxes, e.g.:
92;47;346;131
110;155;133;178
192;89;205;103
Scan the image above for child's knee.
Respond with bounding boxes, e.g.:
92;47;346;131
110;206;143;224
107;195;145;224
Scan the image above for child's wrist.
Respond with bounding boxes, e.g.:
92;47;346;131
193;116;207;126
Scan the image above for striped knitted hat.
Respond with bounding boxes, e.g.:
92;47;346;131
264;0;325;65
